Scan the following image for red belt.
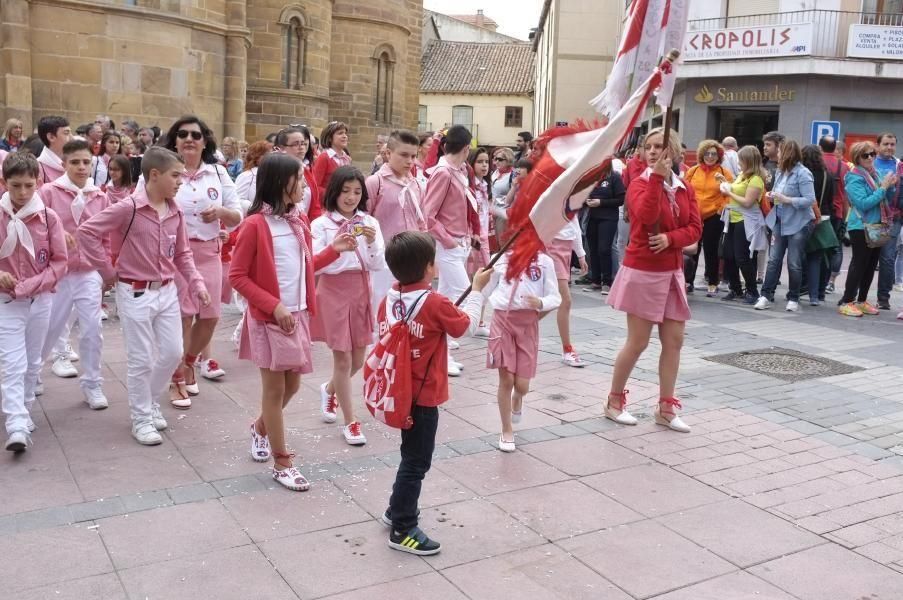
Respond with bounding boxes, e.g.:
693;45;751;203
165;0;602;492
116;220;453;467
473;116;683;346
120;278;172;291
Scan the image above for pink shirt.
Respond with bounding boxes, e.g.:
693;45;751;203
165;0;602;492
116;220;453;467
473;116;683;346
421;160;470;249
365;164;426;242
37;148;65;186
40;180;110;273
0;206;68;299
76;189;206;298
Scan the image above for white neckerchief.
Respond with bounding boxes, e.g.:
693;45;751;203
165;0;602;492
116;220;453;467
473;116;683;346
0;192;45;259
54;174;101;225
37;147;64;173
641;167;684;217
437;157;479;213
381;166;425;223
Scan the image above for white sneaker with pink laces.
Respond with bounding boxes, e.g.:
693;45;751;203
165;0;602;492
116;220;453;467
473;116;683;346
562;350;585;368
249;422;271;462
320;382;338;423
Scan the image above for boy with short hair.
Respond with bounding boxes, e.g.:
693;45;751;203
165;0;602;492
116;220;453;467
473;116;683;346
40;139;111;409
36;116;72;185
0;153;68;451
78;147;209;445
366;130;426;311
378;231;486;555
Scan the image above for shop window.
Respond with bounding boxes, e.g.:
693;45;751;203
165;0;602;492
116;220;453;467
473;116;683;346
374;45;396;123
279;7;308;89
452;105;473;128
505;106;523;128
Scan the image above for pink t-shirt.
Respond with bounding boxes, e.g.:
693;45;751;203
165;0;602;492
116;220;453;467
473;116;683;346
365;164;426;243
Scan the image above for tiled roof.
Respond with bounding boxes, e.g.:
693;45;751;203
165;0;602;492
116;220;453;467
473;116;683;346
421;41;534;95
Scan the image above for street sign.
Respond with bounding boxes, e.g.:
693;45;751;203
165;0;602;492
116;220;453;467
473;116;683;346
811;120;840;145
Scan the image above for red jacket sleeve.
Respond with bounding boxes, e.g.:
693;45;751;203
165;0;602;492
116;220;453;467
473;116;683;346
229;219;281;317
312;154;333;201
305;168;323;221
432;295;472;338
666;185;703;250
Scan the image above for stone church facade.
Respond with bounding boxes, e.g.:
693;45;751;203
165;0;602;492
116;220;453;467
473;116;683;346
0;0;422;157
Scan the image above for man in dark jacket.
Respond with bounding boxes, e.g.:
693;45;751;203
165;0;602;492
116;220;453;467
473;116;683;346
583;170;626;293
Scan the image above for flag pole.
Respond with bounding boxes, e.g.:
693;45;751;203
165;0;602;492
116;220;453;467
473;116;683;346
659;49;681;152
453;228;522;306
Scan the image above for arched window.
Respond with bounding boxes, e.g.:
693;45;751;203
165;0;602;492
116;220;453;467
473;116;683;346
279;7;307;89
373;45;396;123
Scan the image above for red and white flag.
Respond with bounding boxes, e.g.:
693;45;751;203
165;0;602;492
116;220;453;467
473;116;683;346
655;0;690;110
504;64;666;280
590;0;667;117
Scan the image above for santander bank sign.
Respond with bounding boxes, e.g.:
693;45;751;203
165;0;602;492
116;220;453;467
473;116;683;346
684;23;813;61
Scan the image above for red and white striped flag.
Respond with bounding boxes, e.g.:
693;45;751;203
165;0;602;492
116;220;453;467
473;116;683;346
504;64;666;280
590;0;667;117
655;0;690;109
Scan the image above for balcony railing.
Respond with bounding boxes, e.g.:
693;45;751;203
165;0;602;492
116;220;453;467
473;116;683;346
688;10;903;59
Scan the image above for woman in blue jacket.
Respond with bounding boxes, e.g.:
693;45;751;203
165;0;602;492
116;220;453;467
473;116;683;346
754;140;816;312
838;141;897;317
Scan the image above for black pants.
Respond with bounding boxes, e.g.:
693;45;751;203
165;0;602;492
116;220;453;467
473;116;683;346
722;220;759;296
841;229;882;304
685;214;723;286
389;405;439;533
586;218;619;286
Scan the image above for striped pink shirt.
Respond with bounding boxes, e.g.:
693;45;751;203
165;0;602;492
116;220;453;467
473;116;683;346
76;188;206;298
421;161;470;249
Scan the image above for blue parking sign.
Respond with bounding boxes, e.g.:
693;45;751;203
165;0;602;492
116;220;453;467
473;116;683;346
811;121;840;145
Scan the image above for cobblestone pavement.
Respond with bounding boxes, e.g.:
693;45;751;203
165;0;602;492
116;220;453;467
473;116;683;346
2;270;903;599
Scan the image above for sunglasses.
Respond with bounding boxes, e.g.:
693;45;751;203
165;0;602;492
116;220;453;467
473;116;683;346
494;157;509;162
704;151;719;157
862;151;877;159
176;130;203;141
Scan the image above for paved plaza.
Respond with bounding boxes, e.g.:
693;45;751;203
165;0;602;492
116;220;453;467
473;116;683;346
2;277;903;599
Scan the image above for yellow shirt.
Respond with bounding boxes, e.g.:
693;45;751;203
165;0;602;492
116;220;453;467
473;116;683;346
728;174;765;223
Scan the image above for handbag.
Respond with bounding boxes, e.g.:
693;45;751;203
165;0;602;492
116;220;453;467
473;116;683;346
263;317;309;371
806;172;839;254
850;201;892;249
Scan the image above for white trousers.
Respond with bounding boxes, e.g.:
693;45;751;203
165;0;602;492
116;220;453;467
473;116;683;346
117;282;183;426
1;294;52;434
42;271;104;391
435;243;470;303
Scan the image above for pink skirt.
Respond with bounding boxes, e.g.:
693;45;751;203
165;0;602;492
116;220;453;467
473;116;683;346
607;266;691;323
220;260;232;305
239;310;312;373
177;239;222;319
467;242;491;276
310;271;374;352
487;309;539;379
546;238;573;280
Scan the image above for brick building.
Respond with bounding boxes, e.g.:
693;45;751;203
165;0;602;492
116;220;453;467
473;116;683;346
0;0;422;157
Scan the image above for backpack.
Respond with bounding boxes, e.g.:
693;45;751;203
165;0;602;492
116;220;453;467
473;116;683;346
363;291;431;429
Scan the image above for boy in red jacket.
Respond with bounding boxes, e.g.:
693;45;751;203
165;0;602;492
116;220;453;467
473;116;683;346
377;231;487;555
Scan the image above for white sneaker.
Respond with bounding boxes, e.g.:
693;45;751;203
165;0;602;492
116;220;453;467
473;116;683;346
448;339;460;351
498;435;516;453
785;300;800;313
320;382;338;423
343;421;367;445
249;422;270;462
26;417;36;433
51;356;78;378
474;324;491;338
34;376;44;397
131;422;163;445
452;360;464;371
562;351;585;368
83;387;109;410
100;308;109;321
447;361;462;377
152;406;168;431
753;296;772;310
5;430;29;452
200;358;226;380
66;344;79;362
893;283;903;293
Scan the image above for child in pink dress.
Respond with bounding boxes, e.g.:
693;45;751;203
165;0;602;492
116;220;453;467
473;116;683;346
481;250;560;452
311;166;385;446
230;153;357;491
605;128;702;433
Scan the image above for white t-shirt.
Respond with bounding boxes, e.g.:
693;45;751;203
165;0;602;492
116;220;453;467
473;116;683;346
311;211;386;275
483;252;562;312
265;215;306;312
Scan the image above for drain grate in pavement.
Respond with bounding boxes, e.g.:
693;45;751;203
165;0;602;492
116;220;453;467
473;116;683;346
704;347;864;381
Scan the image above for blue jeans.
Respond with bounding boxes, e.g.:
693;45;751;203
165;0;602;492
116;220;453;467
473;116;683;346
761;224;812;302
877;221;901;301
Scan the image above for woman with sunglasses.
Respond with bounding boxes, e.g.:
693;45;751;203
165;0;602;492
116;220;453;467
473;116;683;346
683;140;732;297
159;116;242;406
838;141;898;317
490;147;515;240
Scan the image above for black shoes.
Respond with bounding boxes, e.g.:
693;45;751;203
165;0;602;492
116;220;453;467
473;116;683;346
878;299;891;310
388;526;441;555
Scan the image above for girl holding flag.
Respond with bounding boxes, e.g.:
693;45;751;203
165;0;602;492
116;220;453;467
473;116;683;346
604;127;701;432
